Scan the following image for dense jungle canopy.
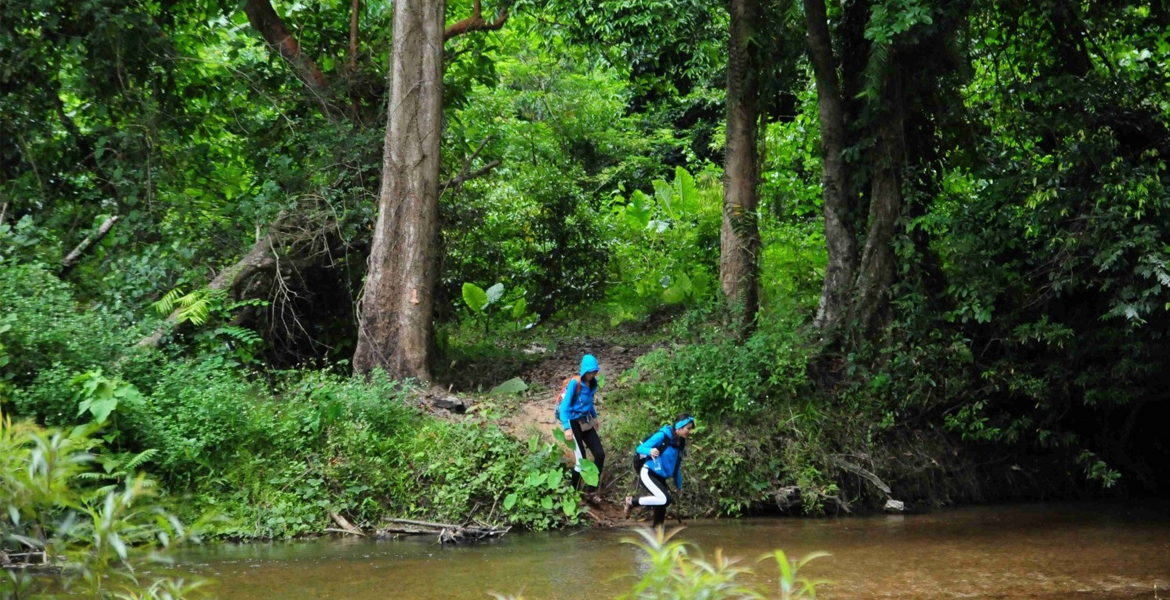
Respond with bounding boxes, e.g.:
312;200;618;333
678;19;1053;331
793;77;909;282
2;0;1169;545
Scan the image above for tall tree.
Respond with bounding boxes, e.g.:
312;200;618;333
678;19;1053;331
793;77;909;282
353;0;510;381
851;62;905;335
804;0;858;332
720;0;762;321
351;0;446;380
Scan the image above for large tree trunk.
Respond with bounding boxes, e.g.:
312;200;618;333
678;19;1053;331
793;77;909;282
352;0;446;381
852;62;905;335
720;0;761;321
804;0;859;333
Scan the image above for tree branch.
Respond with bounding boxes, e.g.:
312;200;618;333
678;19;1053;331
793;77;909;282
349;0;361;73
244;0;338;119
440;138;501;194
61;215;119;274
440;160;501;194
444;0;511;41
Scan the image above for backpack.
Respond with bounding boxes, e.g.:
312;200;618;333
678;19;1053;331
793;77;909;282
553;376;583;422
635;426;677;468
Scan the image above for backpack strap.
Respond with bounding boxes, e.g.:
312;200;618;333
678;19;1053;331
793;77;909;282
566;376;583;407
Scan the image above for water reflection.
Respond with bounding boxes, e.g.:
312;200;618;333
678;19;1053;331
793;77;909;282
178;502;1170;599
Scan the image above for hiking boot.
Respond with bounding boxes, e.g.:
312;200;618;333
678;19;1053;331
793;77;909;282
587;492;603;505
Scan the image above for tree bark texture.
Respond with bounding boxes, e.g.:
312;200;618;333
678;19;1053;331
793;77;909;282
853;63;905;335
720;0;761;320
804;0;859;332
352;0;446;381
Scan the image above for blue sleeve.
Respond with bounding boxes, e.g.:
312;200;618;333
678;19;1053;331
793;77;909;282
636;431;667;456
559;379;578;430
675;468;683;491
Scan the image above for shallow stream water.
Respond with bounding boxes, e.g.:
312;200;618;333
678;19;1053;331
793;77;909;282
178;502;1170;599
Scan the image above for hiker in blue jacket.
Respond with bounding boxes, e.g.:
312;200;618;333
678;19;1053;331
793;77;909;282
623;415;695;528
560;354;606;503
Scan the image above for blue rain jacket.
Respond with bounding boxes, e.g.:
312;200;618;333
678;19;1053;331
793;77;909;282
636;417;693;491
559;354;600;430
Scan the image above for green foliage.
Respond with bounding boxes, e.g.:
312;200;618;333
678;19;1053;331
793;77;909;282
0;261;129;387
495;527;829;600
0;412;205;599
73;369;145;425
603;167;722;323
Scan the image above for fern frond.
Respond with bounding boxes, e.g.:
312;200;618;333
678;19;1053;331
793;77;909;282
124;448;158;471
152;288;184;316
216;326;262;346
859;41;891;101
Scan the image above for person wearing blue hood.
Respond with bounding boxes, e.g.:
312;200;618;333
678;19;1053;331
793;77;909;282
559;354;607;502
623;414;695;528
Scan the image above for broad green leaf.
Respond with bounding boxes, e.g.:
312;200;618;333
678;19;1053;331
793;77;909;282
503;493;517;510
674;167;698;215
511;297;527;319
490;377;528;395
547;468;564;490
89;397;118;423
652;178;675;220
462;282;488;312
675;271;694;294
663;286;686;305
624;190;653;229
562;498;578;517
578;458;600;487
485;283;505;305
553;427;574;449
541;496;554;510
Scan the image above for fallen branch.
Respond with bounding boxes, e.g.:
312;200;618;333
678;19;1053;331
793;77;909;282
381;517;509;544
330;512;363;536
831;455;892;496
135;212;335;349
324;527;365;537
61;215;119;274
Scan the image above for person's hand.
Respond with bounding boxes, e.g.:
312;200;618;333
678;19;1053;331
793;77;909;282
650;448;660;458
564;428;574;441
593;419;601;432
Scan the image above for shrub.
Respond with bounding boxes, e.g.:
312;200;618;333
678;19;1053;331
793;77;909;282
0;261;128;388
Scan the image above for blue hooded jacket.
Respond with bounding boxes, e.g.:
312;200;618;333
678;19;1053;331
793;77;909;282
636;417;694;491
558;354;600;430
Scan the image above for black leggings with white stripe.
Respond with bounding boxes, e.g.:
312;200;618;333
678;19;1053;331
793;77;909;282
632;463;672;527
569;418;605;493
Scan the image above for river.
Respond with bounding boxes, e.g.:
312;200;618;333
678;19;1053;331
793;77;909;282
177;502;1170;599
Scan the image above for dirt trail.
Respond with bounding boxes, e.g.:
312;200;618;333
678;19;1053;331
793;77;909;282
496;340;651;444
485;340;658;524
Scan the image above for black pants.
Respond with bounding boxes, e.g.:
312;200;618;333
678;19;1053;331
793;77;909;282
569;418;606;493
632;463;672;527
